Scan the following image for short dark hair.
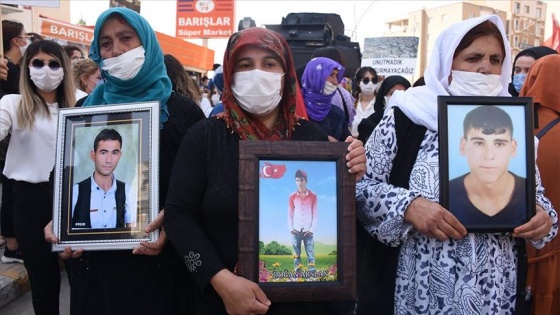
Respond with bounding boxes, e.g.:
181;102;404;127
463;106;513;138
295;169;307;181
93;129;122;151
2;20;24;51
62;45;84;58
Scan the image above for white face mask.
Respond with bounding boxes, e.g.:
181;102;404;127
447;70;502;96
360;81;376;95
211;93;221;104
29;66;64;92
322;81;338;95
101;46;145;80
19;38;31;57
232;69;283;116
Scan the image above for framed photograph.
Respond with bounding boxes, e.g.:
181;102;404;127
238;141;356;302
52;102;160;251
438;96;535;232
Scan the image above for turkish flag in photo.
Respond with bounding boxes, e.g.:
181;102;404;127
259;163;286;179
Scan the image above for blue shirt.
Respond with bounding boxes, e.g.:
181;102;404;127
210;102;224;117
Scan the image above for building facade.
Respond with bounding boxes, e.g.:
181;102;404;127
473;0;548;56
383;1;546;78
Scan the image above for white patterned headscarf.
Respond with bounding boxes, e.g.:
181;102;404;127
389;15;512;131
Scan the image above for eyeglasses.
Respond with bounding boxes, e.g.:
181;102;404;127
362;77;378;85
30;59;62;71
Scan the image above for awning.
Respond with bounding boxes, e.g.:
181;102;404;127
38;15;214;73
155;31;214;73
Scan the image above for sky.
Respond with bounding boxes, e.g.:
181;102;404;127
69;0;458;65
70;0;560;66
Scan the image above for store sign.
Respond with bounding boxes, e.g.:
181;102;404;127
40;18;93;44
176;0;234;39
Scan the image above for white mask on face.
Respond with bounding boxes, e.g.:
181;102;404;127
211;93;221;104
447;70;502;96
101;46;145;80
29;66;64;92
232;69;283;116
19;38;31;57
360;81;376;95
322;81;338;95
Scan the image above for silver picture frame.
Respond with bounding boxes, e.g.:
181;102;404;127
52;102;159;251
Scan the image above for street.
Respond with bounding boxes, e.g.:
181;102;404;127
0;257;70;315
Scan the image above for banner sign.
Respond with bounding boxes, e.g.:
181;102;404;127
176;0;235;39
362;37;419;76
40;17;93;44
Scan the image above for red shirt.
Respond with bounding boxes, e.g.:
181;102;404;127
288;189;318;232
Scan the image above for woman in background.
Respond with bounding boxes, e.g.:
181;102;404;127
164;54;213;117
520;54;560;315
0;19;32;263
296;46;356;129
301;57;350;142
508;46;557;96
351;66;378;137
72;58;101;94
356;75;411;144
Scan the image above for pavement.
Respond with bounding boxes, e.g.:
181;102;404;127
0;247;29;310
0;247;71;314
0;180;31;311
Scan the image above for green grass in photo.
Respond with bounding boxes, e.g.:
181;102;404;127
260;254;336;271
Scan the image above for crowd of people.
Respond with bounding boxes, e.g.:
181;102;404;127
0;6;558;315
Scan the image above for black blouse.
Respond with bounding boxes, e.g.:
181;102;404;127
164;118;354;314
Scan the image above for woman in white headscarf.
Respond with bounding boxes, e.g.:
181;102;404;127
356;15;557;314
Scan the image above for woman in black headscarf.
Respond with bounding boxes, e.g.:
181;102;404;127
356;75;410;144
508;46;558;96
